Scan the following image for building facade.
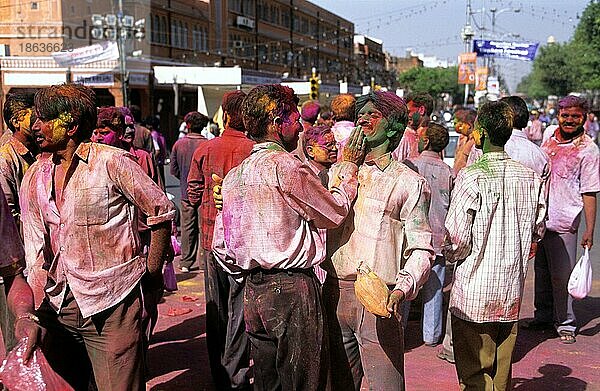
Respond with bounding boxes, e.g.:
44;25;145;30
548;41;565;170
0;0;361;140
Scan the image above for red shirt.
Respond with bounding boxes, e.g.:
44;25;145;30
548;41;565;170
187;128;254;250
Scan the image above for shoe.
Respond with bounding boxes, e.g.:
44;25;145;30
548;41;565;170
180;266;190;273
436;349;455;364
558;330;576;344
521;319;553;330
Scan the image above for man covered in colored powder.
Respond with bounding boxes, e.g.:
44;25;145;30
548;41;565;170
171;111;209;272
92;106;161;191
452;108;477;176
330;93;356;161
214;84;364;390
303;124;339;284
445;101;546;390
392;91;433;162
527;95;600;343
92;106;165;349
0;92;38;352
0;92;38;226
499;96;550;180
187;90;254;390
20;84;174;390
323;91;435;390
402;121;453;348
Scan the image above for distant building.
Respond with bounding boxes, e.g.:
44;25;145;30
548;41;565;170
354;34;394;89
387;50;423;74
0;0;356;139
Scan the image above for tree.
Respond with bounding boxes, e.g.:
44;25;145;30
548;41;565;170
397;66;463;106
520;1;600;97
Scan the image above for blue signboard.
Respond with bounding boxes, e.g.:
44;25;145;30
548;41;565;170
473;40;539;61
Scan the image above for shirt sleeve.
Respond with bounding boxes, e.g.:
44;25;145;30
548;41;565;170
445;170;480;262
533;174;547;242
169;144;180;179
0;191;24;278
187;149;205;207
393;177;435;300
212;211;244;278
0;155;18;219
580;144;600;194
18;169;47;307
279;160;359;230
112;153;175;226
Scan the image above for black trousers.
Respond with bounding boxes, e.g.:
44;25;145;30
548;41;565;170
204;251;250;390
244;268;328;391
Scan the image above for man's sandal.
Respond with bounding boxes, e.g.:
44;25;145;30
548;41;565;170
558;330;576;344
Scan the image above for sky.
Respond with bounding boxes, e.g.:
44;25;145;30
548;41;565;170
313;0;591;93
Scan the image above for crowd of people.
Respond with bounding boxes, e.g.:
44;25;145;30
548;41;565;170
0;83;597;391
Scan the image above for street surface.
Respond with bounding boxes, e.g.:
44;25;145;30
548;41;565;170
145;169;600;390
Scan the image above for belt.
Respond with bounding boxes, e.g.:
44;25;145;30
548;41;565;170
248;267;314;277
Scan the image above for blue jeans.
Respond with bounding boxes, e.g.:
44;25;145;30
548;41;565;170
402;256;445;344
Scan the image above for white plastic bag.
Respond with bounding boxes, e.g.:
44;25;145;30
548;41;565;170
568;247;592;300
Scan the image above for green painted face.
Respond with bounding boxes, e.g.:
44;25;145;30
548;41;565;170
356;102;391;148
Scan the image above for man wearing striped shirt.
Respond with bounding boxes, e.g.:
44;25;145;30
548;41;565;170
445;101;546;391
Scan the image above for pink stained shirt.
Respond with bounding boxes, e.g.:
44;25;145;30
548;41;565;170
392;126;420;161
215;142;359;272
19;142;175;317
407;151;454;255
542;131;600;233
326;154;435;300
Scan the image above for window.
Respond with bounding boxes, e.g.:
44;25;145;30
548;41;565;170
229;0;241;13
171;21;177;47
152;15;159;42
182;22;188;49
160;16;167;44
301;17;309;34
31;2;38;10
282;9;290;28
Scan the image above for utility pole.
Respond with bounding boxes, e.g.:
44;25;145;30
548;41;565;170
118;0;128;106
461;0;475;106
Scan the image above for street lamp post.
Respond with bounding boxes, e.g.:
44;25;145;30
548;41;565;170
91;6;145;107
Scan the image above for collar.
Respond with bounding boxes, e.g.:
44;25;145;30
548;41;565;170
364;152;392;171
251;141;286;154
511;129;528;139
551;128;586;146
186;133;206;139
404;126;417;135
481;151;510;161
419;150;441;159
222;127;248;138
8;136;32;156
332;120;354;128
73;142;92;163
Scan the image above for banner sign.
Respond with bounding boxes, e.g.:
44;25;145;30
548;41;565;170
458;52;477;85
52;41;119;67
475;67;488;91
473;40;539;61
